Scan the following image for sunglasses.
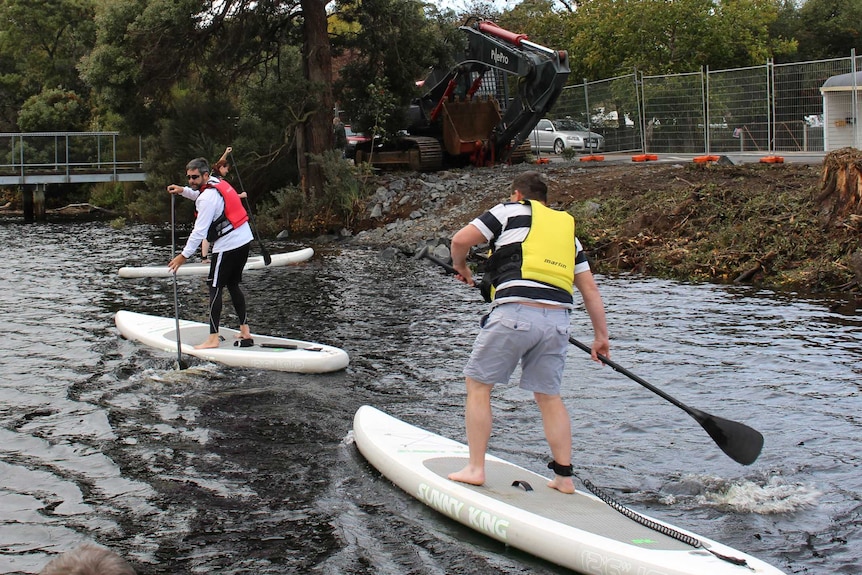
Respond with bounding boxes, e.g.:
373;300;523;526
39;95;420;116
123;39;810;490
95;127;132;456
187;174;201;180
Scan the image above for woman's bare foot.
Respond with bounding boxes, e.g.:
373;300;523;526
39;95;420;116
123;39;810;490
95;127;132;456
235;324;252;340
194;334;222;349
448;465;485;486
547;475;576;494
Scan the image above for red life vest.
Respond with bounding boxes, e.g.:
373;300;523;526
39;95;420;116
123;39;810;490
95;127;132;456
201;179;249;240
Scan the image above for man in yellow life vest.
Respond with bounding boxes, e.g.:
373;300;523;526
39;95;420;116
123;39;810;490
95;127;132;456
447;170;610;494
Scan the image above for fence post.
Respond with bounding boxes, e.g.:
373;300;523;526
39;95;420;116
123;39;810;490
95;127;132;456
852;48;858;149
767;58;775;153
704;65;710;155
636;69;646;153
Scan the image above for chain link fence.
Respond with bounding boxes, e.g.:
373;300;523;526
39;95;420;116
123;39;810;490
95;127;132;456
551;51;861;155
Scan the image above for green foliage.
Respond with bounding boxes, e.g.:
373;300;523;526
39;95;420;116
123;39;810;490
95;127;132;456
125;185;192;224
560;147;579;160
250;187;291;237
499;0;573;53
80;0;212;134
88;182;129;210
505;0;796;80
286;150;372;234
0;0;96;130
361;83;400;145
334;0;460;135
17;88;90;132
229;151;372;237
778;0;862;60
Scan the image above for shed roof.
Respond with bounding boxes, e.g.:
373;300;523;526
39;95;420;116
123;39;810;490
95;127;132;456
821;71;862;92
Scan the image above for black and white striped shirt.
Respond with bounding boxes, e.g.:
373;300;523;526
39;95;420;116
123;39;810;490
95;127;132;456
470;201;589;309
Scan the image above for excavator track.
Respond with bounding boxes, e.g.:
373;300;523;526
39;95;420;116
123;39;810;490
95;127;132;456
407;137;443;171
355;136;443;172
508;141;533;164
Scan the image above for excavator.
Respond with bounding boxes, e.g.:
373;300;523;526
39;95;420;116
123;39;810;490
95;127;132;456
352;18;570;171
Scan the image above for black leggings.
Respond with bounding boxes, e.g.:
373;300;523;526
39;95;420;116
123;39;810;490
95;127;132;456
206;243;251;334
207;283;248;334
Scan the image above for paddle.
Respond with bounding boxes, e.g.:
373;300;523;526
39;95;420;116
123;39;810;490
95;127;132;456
170;194;188;370
416;245;764;466
228;151;272;265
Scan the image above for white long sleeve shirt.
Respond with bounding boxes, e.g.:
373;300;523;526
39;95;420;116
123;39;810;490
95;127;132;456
178;176;253;259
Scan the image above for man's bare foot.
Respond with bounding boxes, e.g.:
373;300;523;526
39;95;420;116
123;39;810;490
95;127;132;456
194;335;222;349
448;465;485;486
235;325;252;340
547;476;576;494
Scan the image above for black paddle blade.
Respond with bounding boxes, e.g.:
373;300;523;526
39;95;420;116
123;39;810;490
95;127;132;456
692;409;764;465
174;358;189;370
568;336;765;466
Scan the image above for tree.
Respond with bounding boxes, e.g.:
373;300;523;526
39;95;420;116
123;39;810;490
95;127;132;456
17;88;90;132
298;0;335;201
790;0;862;59
0;0;96;130
81;0;338;203
332;0;460;136
507;0;795;82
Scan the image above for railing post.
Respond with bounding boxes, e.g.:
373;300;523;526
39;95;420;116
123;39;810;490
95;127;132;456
17;134;23;178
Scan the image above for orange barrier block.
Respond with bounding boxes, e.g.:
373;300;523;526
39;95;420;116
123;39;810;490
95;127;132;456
632;154;658;162
760;156;784;164
693;155;720;163
534;157;550;164
580;155;605;162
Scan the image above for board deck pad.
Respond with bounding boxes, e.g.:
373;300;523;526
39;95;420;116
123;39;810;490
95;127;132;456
424;457;693;551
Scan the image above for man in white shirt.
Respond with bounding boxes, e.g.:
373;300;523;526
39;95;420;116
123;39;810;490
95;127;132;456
167;157;255;349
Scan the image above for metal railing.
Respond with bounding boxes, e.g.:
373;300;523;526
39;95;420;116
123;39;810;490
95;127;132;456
0;131;146;186
551;50;861;155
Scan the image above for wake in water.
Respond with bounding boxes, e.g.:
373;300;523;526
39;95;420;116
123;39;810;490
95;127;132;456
656;473;821;514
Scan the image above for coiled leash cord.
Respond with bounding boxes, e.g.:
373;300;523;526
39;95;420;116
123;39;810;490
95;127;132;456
571;469;751;568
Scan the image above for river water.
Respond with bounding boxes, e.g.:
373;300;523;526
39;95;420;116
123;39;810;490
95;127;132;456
0;219;859;575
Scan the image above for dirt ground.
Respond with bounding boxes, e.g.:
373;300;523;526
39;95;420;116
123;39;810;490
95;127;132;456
354;157;861;295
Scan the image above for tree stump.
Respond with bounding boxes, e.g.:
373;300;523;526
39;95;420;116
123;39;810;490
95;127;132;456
817;147;862;226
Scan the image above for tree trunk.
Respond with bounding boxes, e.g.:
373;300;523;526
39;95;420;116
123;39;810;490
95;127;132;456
817;147;862;226
298;0;334;203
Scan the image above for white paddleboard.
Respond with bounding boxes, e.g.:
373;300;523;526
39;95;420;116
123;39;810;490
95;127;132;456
352;405;786;575
117;247;314;278
115;310;349;373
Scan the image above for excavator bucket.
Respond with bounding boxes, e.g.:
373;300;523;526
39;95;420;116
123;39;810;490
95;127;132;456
441;97;502;156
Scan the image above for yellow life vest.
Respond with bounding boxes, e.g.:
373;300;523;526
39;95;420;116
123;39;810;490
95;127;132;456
521;200;575;294
483;200;575;302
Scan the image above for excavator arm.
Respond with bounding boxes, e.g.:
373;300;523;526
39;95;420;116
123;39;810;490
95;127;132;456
356;20;569;171
419;20;570;162
475;22;571;160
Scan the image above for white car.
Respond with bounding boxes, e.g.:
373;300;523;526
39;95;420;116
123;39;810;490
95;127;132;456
529;118;605;154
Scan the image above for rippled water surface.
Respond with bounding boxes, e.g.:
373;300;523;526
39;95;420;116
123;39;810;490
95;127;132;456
1;219;860;574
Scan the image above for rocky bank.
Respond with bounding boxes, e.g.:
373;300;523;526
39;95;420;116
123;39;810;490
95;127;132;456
341;158;862;295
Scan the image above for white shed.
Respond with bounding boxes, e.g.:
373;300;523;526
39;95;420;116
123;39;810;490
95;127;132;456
821;70;861;150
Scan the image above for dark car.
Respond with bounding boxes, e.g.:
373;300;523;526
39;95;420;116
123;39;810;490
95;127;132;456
344;125;370;159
